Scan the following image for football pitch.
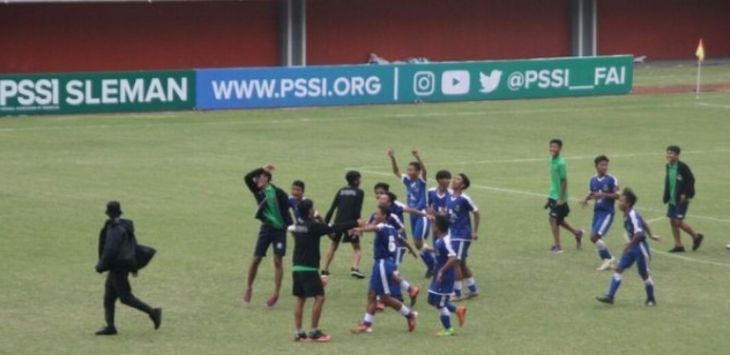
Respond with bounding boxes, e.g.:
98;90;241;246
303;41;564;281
2;64;730;355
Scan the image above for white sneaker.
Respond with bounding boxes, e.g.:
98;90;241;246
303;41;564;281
596;257;616;271
726;243;730;250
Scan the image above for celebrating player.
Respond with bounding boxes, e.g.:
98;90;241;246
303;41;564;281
580;156;619;271
288;180;307;223
546;139;584;254
664;145;704;253
322;171;365;278
428;214;467;337
351;207;418;334
243;164;294;307
387;148;436;277
428;170;452;216
288;199;360;342
447;173;480;300
596;188;660;306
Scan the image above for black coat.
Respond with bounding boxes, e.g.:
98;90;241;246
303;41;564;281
96;219;156;273
244;168;293;227
663;161;696;204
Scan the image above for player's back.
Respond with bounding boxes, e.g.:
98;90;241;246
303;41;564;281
334;186;363;222
623;208;649;251
373;224;398;260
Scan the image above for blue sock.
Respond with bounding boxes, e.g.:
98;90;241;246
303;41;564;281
420;250;435;271
440;315;451;329
598;249;612;260
466;277;478;294
645;277;655;299
607;273;622;298
453;281;462;297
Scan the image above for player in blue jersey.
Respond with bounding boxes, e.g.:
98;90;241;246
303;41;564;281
447;173;481;300
597;188;661;306
428;214;467;337
351;207;418;334
387;148;436;277
428;170;452;217
580;156;619;271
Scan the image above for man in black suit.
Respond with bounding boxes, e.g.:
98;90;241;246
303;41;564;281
95;201;161;336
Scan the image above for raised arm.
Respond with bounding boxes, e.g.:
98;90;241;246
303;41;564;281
412;148;427;181
243;164;275;194
387;148;400;177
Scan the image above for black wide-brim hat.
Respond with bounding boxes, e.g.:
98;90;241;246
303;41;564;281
105;201;122;217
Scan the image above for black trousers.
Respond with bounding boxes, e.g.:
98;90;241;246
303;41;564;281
104;271;153;327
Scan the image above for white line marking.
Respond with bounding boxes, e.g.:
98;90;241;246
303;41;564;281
569;85;595;90
651;250;730;268
697;102;730;109
645;216;666;224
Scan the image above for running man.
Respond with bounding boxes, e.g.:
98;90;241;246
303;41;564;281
547;139;584;254
428;214;466;337
596;188;661;306
580;155;619;271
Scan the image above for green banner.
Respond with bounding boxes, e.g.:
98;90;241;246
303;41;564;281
398;55;632;102
0;70;194;115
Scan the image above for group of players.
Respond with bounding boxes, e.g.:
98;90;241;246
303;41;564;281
242;149;480;342
241;139;706;342
545;139;704;306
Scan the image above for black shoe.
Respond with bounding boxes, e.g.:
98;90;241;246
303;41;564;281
294;331;308;342
150;308;162;330
596;295;614;305
350;268;365;279
425;268;433;279
95;326;117;336
668;246;686;253
308;329;331;342
321;270;330;276
692;234;704;251
645;298;656;306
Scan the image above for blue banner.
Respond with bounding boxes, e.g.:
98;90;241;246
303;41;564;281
196;66;395;109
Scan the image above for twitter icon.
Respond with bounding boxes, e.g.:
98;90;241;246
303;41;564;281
479;70;502;93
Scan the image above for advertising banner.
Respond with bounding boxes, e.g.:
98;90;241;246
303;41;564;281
0;70;195;115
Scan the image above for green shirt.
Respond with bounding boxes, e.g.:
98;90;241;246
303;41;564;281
549;156;567;200
668;162;678;205
262;185;285;230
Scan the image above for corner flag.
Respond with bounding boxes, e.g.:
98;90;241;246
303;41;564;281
695;38;705;62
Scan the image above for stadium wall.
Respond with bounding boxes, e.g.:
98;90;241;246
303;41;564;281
0;1;280;74
598;0;730;59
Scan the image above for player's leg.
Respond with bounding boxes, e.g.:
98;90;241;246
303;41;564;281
413;215;435;275
669;218;684;251
294;297;306;341
381;295;418;331
353;290;377;333
97;273;120;335
675;203;703;250
428;293;454;335
453;262;464;300
350;237;365;279
321;235;340;275
245;226;271;303
597;252;633;304
559;221;584;249
592;213;615;271
636;251;656;305
549;215;562;253
461;263;479;297
306;267;330;342
392;270;419;307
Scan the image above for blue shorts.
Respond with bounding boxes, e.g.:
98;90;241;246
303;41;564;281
591;211;614;237
617;244;651;278
429;273;455;296
428;292;453;309
451;239;471;261
410;214;431;241
667;202;689;220
253;224;286;257
369;259;401;298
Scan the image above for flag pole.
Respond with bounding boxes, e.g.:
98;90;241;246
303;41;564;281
695;57;702;99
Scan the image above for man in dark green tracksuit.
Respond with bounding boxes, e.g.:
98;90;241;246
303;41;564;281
664;145;704;253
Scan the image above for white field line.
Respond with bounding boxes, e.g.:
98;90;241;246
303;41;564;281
697;102;730;109
358;149;730;169
0;101;700;133
643;218;730;268
354;169;730;224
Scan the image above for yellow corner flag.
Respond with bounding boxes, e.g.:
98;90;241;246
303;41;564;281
695;38;705;62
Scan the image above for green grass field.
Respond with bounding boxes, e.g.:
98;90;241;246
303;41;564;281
2;65;730;355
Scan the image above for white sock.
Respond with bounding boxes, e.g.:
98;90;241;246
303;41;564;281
595;239;608;251
399;305;412;317
467;277;476;287
440;307;451;317
400;280;411;290
645;277;654;286
363;313;374;324
454;281;463;291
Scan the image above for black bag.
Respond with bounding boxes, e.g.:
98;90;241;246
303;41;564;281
134;244;157;271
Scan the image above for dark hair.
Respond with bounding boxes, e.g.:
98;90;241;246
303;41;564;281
377;205;391;217
434;214;450;233
386;192;398;203
594;155;609;166
549;138;563;148
374;182;390;192
622;188;638;207
436;169;452;180
260;171;272;181
292;180;305;191
666;145;681;155
297;199;314;218
459;173;471;190
408;161;422;171
346;170;361;186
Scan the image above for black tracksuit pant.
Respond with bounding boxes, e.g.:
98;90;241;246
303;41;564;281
104;271;153;327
